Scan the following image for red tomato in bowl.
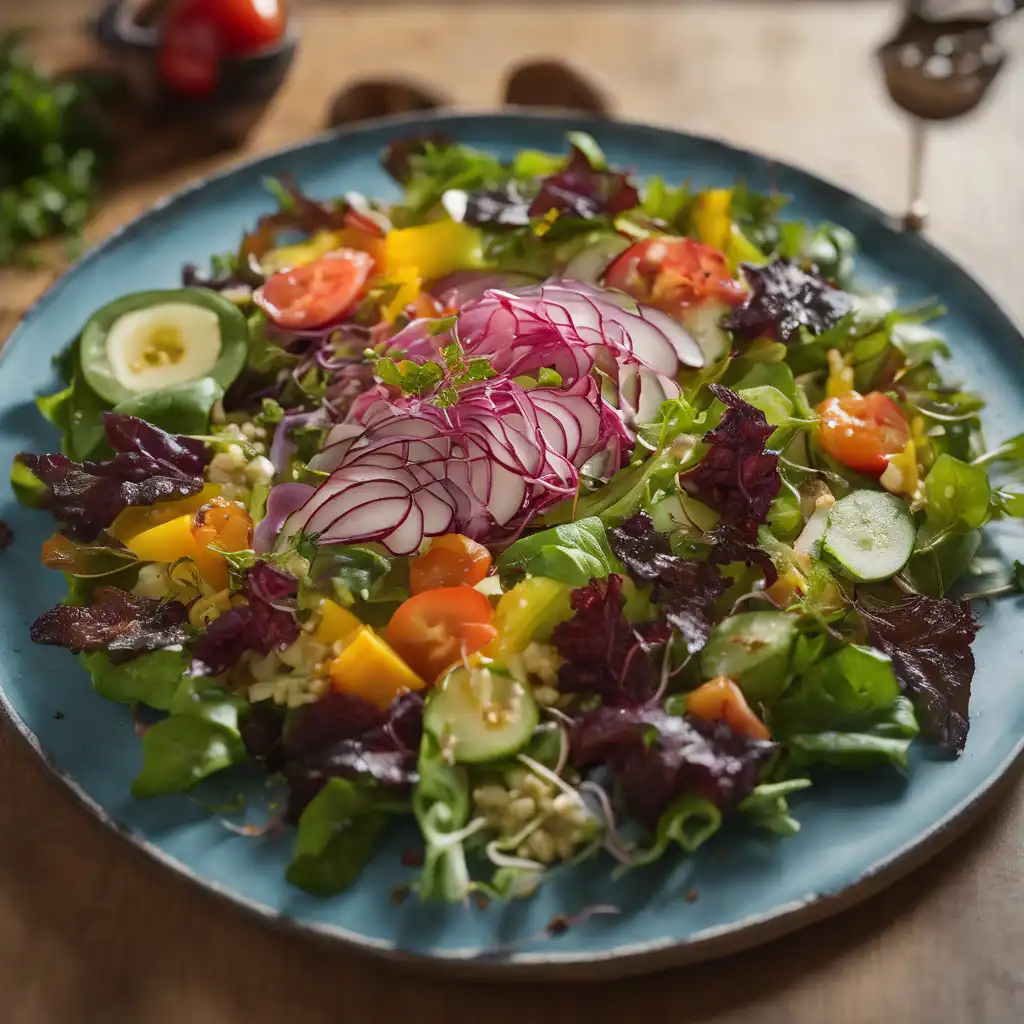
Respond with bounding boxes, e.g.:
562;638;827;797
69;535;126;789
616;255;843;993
410;535;492;595
386;586;497;684
816;390;911;476
159;2;223;98
604;237;747;311
212;0;287;55
256;248;374;329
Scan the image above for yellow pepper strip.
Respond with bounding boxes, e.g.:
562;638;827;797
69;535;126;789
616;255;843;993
880;438;920;499
385;221;483;281
261;230;344;275
327;626;425;709
313;599;362;646
825;348;856;399
108;484;221;545
693;189;733;251
380;266;422;323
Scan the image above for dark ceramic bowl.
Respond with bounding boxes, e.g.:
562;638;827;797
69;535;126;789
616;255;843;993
94;1;298;142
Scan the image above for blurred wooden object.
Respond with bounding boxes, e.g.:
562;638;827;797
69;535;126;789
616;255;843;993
1;2;1023;1023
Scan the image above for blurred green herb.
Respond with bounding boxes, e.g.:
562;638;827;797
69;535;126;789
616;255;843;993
0;30;111;266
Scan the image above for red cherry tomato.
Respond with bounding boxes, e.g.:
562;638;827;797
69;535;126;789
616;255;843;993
159;1;222;98
410;535;492;595
256;248;374;329
604;237;747;312
817;391;911;476
210;0;287;55
385;586;497;684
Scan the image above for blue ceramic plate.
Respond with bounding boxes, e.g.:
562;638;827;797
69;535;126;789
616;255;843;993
2;112;1023;980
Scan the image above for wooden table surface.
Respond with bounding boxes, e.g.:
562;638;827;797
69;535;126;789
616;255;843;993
1;2;1022;1021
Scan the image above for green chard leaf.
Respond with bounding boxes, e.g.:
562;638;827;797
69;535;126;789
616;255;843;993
286;778;389;896
112;377;223;435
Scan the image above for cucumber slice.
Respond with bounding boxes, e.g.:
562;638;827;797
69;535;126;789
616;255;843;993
701;611;798;703
424;664;539;764
793;505;830;557
680;301;732;364
80;289;248;404
821;490;916;582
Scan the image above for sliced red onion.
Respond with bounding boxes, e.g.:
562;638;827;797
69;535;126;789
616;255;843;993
254;483;316;554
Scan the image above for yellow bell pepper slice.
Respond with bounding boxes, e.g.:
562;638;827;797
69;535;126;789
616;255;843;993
693;189;733;251
385;221;483;281
327;626;425;709
313;599;363;646
108;484;221;545
484;577;574;660
380;266;422;323
123;510;228;591
261;230;344;275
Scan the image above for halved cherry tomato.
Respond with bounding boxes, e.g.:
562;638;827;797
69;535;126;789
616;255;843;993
687;676;770;740
257;248;374;329
817;390;910;476
385;585;497;683
159;1;222;98
604;237;747;312
410;535;492;595
209;0;286;55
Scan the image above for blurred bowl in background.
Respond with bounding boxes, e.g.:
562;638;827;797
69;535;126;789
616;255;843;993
94;1;298;144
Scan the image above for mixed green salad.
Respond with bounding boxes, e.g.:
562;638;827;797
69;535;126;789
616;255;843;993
12;132;1024;902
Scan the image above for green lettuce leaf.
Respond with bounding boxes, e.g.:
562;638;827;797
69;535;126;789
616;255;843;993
496;516;622;588
81;648;187;710
286;778;388;896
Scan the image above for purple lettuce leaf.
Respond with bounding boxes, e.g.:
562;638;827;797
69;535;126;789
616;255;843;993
189;563;299;676
680;384;781;541
462;184;532;229
571;705;776;826
552;574;671;706
723;260;852;343
528;145;640;221
858;594;979;753
17;413;208;542
30;586;188;655
282;690;424;820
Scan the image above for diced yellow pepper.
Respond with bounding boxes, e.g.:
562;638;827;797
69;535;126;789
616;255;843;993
880;438;920;499
825;348;855;399
313;599;362;646
108;484;221;545
261;230;344;275
693;189;734;251
385;221;483;281
123;510;228;590
724;224;768;269
380;266;422;323
327;626;425;709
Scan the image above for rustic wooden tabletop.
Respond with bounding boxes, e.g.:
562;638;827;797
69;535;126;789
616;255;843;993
1;2;1022;1022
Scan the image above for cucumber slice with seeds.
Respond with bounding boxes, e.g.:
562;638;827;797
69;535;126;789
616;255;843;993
821;490;916;582
424;663;539;764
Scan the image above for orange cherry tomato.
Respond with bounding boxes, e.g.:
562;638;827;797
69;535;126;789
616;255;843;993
817;390;910;476
257;248;374;329
191;497;254;589
604;237;747;311
687;676;770;740
385;585;497;684
410;534;492;595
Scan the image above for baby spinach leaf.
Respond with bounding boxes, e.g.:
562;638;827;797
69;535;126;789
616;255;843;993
772;644;901;736
131;713;245;797
496;517;622;588
921;453;991;537
784;697;920;769
286;778;388;896
112;377;223;435
81;647;188;710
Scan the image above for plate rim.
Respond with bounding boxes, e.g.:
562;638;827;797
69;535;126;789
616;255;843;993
2;107;1023;980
